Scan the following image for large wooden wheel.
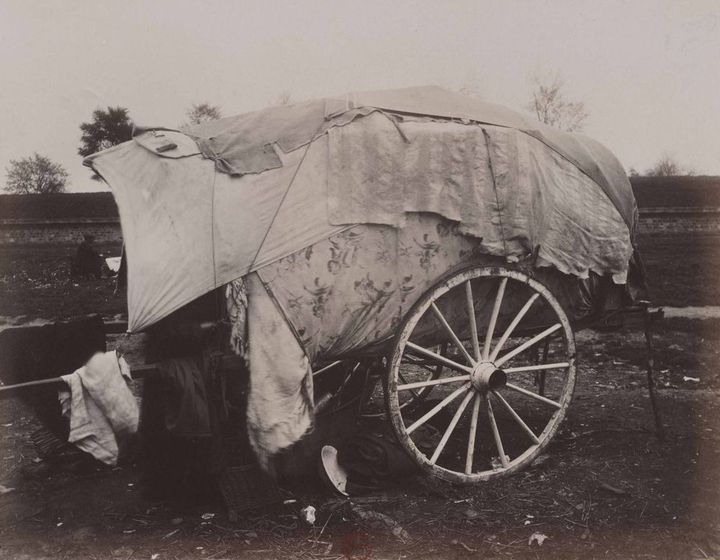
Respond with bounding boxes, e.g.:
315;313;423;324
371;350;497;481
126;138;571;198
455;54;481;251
386;266;576;483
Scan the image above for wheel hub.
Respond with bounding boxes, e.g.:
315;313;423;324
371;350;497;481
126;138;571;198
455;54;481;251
470;361;507;393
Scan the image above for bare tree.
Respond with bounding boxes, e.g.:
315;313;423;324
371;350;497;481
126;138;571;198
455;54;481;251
646;154;695;176
4;153;68;194
182;102;222;129
275;91;292;105
527;74;588;132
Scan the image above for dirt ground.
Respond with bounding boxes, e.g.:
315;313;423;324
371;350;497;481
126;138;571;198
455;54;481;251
0;243;124;321
1;234;719;559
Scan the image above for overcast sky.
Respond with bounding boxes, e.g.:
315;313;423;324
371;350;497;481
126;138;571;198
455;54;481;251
1;0;718;192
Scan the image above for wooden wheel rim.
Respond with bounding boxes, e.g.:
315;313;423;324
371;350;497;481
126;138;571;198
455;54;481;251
386;266;576;484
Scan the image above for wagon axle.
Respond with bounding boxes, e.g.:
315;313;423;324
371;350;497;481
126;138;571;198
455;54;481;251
470;362;507;393
388;266;577;483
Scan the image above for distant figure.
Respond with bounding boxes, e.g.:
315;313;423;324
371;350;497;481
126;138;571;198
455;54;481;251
72;234;103;279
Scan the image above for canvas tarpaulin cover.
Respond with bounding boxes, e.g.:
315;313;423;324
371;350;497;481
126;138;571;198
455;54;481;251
85;86;635;334
326;112;632;282
184;86;637;230
85;86;638;462
87;133;346;332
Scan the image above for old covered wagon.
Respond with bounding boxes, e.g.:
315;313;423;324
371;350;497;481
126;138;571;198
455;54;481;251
82;86;647;484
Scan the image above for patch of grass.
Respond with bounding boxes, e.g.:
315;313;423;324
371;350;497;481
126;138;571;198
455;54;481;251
636;233;720;307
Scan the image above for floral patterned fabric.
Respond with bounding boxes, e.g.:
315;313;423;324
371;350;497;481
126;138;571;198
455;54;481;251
225;278;248;359
257;214;515;362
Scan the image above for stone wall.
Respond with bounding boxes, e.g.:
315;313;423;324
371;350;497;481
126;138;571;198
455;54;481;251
1;207;718;245
0;220;122;245
636;208;720;234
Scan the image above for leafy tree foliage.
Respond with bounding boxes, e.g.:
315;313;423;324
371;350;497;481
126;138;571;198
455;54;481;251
181;102;222;129
527;74;588;132
4;153;68;194
78;106;134;157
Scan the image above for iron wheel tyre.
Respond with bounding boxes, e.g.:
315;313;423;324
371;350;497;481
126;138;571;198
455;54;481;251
386;266;576;484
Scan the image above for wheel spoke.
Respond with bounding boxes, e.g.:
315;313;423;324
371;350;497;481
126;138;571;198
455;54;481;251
430;390;475;464
494;323;562;367
491;390;540;444
483;277;507;360
486;394;509;468
465;393;482;474
336;362;361;393
402;355;440;369
313;360;343;377
406;383;471;434
402;358;447;378
398;371;422;400
489;294;540;361
390;266;576;481
506;382;562;409
398;374;469;391
499;332;561;360
536;340;550;396
503;362;570;373
465;281;481;361
406;342;473;373
430;303;475;365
